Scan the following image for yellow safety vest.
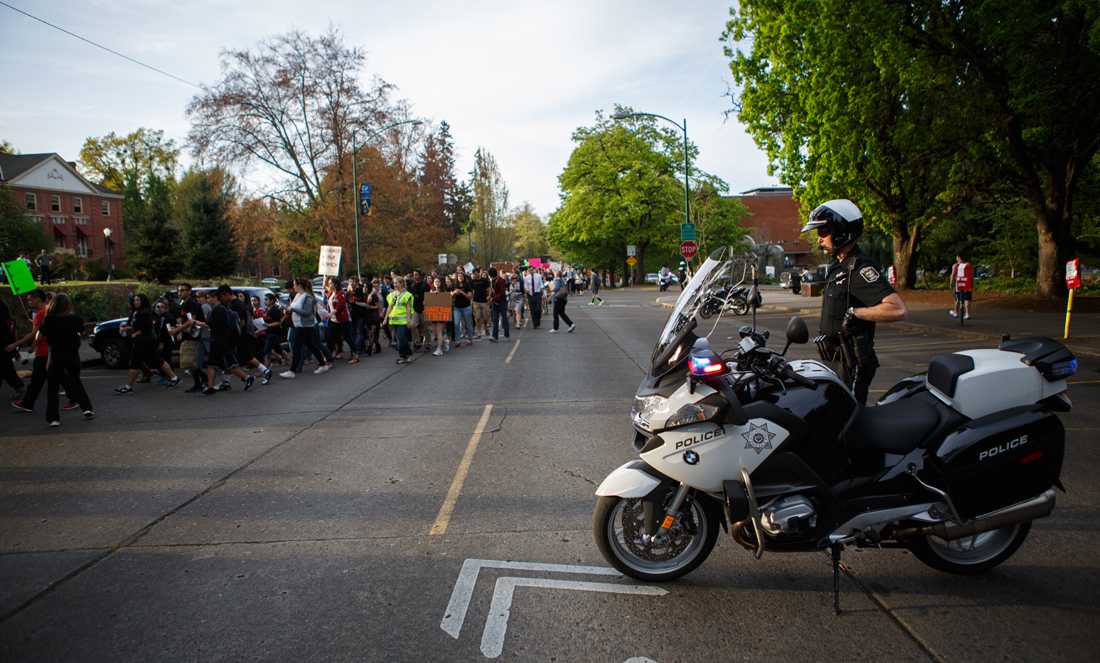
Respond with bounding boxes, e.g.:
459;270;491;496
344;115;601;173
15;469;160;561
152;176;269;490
387;290;414;325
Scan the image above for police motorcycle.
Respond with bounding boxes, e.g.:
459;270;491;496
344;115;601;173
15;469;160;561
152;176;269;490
593;247;1074;611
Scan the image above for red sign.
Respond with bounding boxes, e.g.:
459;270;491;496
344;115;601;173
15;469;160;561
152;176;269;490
1066;258;1082;290
680;240;698;260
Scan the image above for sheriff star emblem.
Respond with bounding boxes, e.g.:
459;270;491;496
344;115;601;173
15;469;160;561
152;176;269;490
860;266;880;283
742;422;776;455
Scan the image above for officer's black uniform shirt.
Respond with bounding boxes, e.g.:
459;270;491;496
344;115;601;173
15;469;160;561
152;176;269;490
819;247;895;335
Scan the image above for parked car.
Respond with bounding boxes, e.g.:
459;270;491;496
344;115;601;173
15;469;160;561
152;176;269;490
261;277;282;287
90;286;276;369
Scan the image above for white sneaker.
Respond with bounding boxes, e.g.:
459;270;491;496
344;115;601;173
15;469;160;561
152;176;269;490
549;329;558;334
314;365;331;374
964;313;971;320
49;421;60;427
432;349;443;357
948;310;957;317
568;324;576;333
280;370;296;379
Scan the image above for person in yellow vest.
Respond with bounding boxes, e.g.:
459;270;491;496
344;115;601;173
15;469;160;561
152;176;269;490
386;276;415;364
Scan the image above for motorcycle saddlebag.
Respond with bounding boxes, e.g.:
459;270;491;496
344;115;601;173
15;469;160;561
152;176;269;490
929;406;1064;519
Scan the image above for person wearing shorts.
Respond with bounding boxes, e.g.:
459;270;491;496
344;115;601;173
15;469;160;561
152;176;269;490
204;285;254;394
949;254;973;320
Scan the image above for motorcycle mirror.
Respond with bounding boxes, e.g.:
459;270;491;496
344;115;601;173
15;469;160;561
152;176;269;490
781;315;810;355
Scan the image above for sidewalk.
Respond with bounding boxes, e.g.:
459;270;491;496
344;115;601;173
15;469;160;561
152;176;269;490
655;286;1100;358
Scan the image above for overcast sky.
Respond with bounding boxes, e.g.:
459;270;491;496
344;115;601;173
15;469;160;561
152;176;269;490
0;0;778;216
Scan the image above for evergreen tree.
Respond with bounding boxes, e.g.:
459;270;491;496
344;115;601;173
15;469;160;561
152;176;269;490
177;169;237;278
125;172;183;283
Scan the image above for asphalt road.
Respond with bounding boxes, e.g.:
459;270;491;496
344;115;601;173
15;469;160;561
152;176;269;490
1;288;1097;662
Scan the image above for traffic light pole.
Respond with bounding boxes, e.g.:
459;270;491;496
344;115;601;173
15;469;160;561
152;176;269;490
351;129;362;279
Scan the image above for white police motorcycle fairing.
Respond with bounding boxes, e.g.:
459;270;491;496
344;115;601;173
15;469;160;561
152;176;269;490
593;248;1073;611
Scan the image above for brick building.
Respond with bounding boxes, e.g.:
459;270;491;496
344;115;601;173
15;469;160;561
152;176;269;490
0;153;124;270
730;186;815;267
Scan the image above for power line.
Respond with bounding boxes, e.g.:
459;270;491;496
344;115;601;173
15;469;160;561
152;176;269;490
0;0;202;89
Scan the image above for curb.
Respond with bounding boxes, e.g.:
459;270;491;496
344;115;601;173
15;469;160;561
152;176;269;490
653;296;818;315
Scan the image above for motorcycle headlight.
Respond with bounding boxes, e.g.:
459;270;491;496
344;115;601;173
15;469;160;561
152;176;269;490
632;395;670;429
665;403;721;429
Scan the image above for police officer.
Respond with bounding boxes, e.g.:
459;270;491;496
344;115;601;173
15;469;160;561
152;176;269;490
801;199;907;405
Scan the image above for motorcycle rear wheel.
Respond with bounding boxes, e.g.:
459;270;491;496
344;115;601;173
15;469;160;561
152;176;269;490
593;494;719;582
698;302;717;319
731;297;750;316
908;523;1030;575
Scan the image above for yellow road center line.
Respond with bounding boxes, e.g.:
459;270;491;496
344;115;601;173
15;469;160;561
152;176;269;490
504;339;522;364
430;403;494;536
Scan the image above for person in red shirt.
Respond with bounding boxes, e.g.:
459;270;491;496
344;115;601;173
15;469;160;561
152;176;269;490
325;278;351;360
7;290;71;413
949;253;974;320
488;267;510;342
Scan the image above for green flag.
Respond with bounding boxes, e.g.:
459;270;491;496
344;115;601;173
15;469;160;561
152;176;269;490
2;259;37;295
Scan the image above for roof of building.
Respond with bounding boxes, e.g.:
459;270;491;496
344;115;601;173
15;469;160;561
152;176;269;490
0;152;54;182
738;186;793;197
0;152;122;196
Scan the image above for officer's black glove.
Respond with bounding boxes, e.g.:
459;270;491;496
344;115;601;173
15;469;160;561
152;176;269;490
842;307;858;333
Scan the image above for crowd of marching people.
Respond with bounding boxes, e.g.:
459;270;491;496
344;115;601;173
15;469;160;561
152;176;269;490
1;264;605;428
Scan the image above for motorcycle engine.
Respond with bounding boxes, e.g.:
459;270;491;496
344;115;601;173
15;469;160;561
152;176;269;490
759;495;816;536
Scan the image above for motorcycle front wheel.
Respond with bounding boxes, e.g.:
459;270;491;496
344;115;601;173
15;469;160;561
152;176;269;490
593;494;720;582
908;523;1030;575
731;297;750;316
699;301;718;319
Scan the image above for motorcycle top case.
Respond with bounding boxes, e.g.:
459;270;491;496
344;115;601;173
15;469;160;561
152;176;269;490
931;406;1065;519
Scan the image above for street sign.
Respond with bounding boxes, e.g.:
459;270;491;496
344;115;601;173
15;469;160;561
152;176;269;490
680;240;698;260
1;259;37;295
318;245;342;276
359;182;372;216
626;245;636;257
680;223;697;241
626;256;638;267
1066;258;1082;290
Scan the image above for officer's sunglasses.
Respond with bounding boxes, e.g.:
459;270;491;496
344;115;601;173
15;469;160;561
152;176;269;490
816;226;832;238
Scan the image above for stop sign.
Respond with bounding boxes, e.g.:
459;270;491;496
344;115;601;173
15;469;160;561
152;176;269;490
680;240;698;260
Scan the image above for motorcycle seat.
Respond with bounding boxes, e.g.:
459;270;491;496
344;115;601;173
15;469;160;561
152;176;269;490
845;390;966;455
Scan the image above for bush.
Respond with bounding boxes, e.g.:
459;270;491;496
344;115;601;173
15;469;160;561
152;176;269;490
0;281;169;335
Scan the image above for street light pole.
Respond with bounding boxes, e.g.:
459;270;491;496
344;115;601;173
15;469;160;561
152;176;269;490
611;110;691;228
349;118;423;278
102;226;113;281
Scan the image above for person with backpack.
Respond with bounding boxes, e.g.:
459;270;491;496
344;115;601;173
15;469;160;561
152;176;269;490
281;279;331;378
38;294;94;426
549;270;575;334
203;285;255;394
115;293;179;394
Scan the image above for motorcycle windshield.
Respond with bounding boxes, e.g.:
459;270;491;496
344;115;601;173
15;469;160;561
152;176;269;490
651;247;738;373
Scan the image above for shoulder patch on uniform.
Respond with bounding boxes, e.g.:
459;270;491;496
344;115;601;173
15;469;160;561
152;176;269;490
859;266;880;283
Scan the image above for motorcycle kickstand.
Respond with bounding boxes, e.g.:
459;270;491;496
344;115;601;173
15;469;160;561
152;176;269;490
831;543;843;615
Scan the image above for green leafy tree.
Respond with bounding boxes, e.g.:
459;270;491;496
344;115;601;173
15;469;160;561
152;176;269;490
894;0;1100;297
124;172;183;283
691;176;749;258
0;185;49;259
0;140;15;155
549;110;699;281
510;202;549;258
725;0;975;288
468;148;510;263
176;168;237;278
79;128;179;192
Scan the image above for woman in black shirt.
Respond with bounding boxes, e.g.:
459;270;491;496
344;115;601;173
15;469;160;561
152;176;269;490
115;293;179;394
38;293;93;426
0;299;24;399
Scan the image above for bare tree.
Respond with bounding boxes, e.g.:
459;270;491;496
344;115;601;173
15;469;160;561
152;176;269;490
187;28;396;210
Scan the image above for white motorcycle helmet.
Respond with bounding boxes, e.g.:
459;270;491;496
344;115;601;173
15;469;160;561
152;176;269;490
801;199;864;247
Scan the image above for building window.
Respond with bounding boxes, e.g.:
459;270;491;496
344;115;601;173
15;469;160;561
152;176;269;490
272;265;280;277
101;200;110;215
51;215;66;225
50;194;61;212
54;233;65;249
25;192;36;211
76;235;89;257
74;216;88;225
73;197;82;213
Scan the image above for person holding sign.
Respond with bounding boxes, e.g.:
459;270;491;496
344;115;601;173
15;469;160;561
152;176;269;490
949;253;973;320
426;277;452;356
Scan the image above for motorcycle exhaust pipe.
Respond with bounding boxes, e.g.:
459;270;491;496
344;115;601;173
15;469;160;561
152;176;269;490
894;489;1056;541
